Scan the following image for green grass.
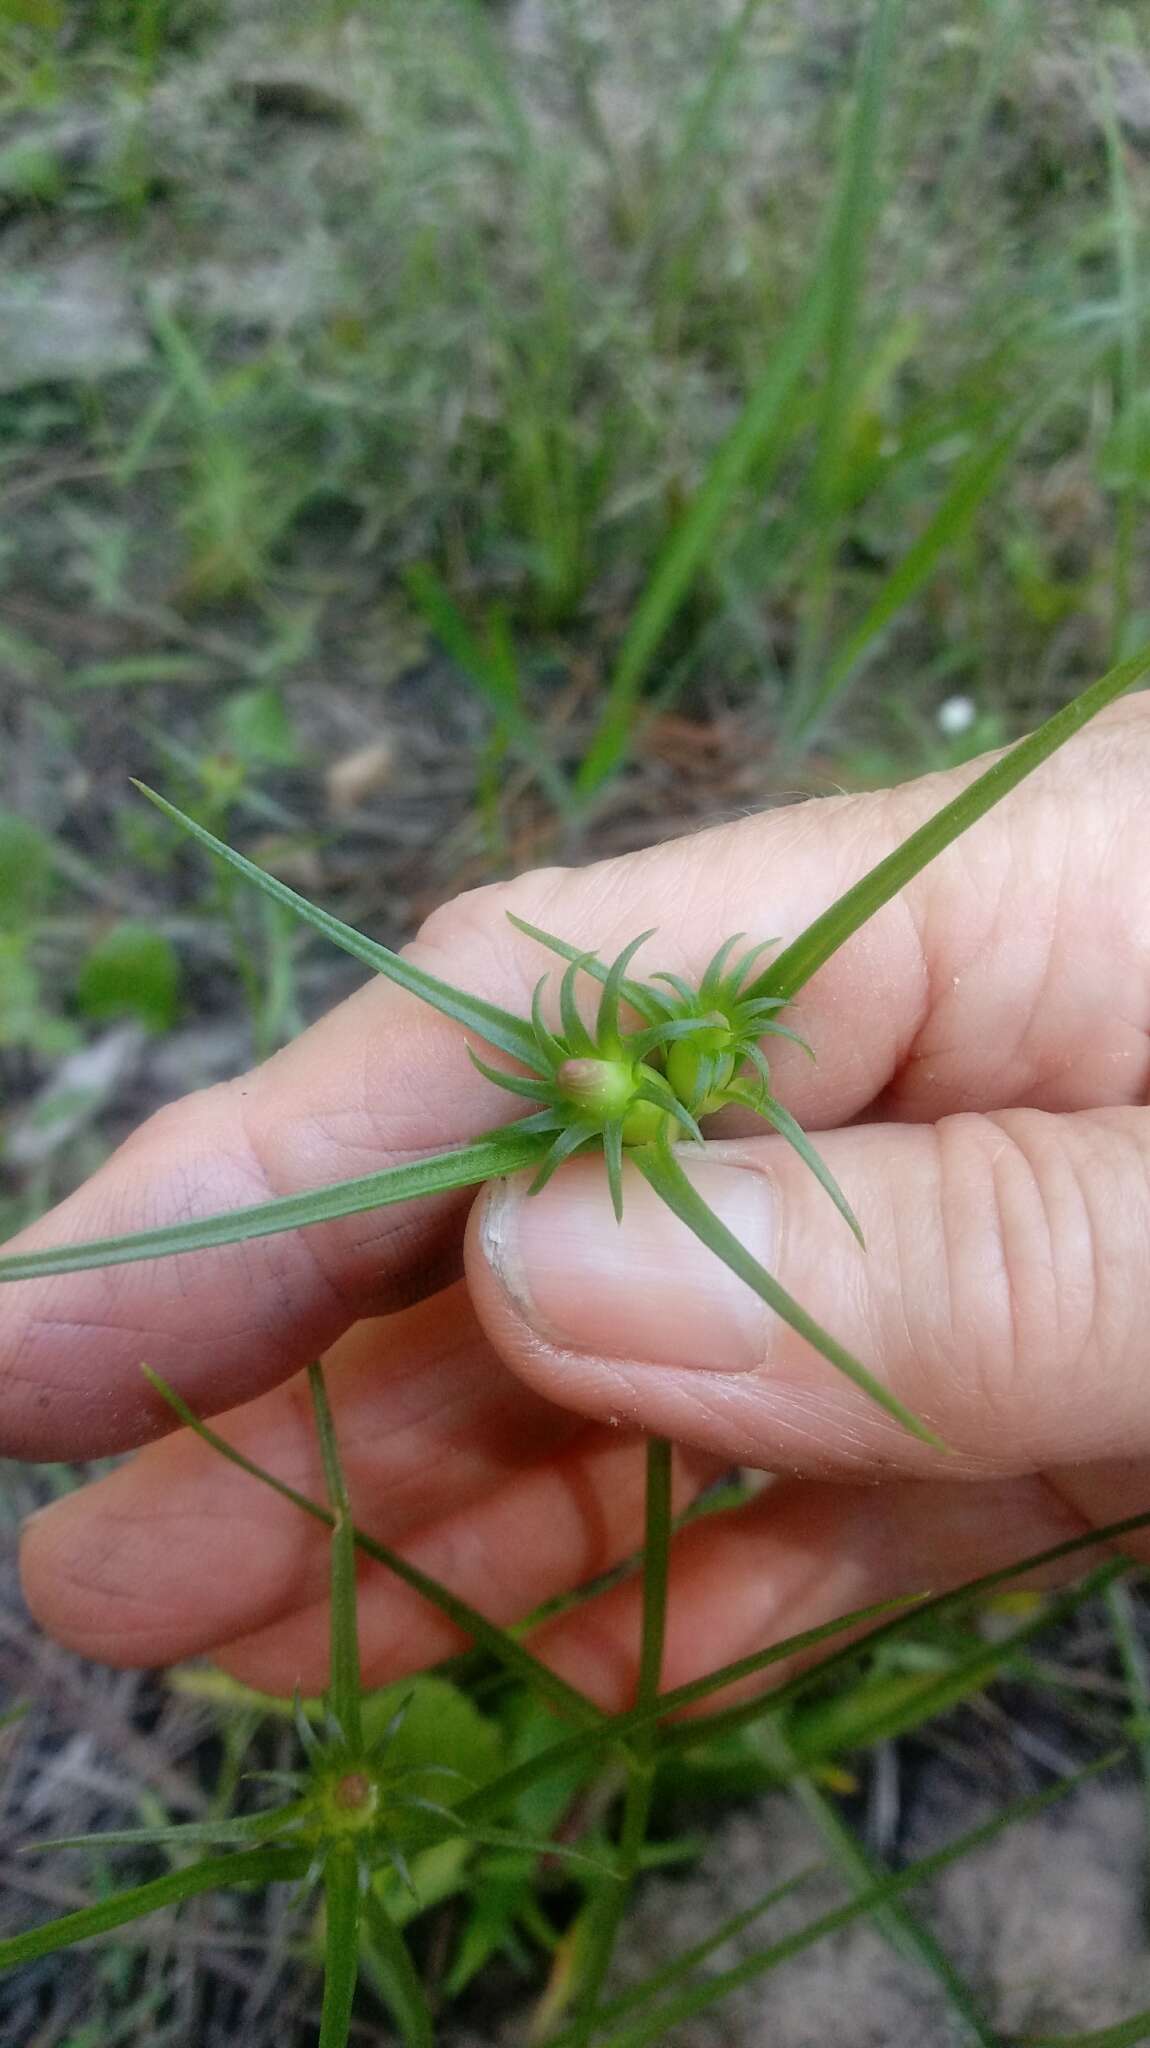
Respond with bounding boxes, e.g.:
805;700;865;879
1;0;1146;821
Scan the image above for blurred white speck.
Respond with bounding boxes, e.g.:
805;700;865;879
937;693;976;736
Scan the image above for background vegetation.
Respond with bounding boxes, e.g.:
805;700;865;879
2;0;1150;2042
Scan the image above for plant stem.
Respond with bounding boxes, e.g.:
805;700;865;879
567;1438;673;2045
146;1367;600;1728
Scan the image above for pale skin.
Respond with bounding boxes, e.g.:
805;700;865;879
7;696;1150;1711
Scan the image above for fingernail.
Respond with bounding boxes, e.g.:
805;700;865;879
481;1155;775;1371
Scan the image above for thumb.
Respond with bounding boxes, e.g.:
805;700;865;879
464;1108;1150;1479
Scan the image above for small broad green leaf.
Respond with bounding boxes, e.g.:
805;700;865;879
0;1846;309;1969
319;1842;362;2048
75;921;181;1034
220;684;298;767
0;1127;549;1283
0;809;53;932
635;1141;940;1446
361;1678;502;1796
133;784;546;1072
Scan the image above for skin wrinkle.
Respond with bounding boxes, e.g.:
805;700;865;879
233;1083;419;1328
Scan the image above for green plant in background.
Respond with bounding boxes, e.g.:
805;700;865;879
4;647;1150;2045
405;0;1148;806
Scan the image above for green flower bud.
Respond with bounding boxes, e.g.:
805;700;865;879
556;1056;636;1120
665;1013;736;1109
316;1765;380;1837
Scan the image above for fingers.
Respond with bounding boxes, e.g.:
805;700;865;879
531;1472;1097;1714
467;1105;1150;1478
206;1436;713;1698
18;1285;584;1667
7;694;1150;1460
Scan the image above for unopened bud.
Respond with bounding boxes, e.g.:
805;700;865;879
556;1056;635;1120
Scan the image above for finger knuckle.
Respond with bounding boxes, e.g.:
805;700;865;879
932;1109;1131;1447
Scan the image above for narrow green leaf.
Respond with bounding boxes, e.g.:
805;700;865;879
740;1087;864;1246
597;932;656;1054
528;1121;599;1196
772;1733;999;2046
308;1364;362;1753
451;1821;614;1877
594;1757;1123;2048
559;954;598;1055
635;1142;940;1445
26;1805;306;1855
756;644;1150;1006
319;1842;362;2048
531;971;566;1063
576;279;827;794
145;1370;601;1728
0;1846;309;1969
629;1017;719;1064
603;1119;625;1224
634;1078;703;1146
667;1564;1140;1755
0;1128;550;1282
360;1887;435;2048
643;0;766;255
807;0;905;520
458;1592;922;1828
786;1561;1124;1765
463;1506;1150;1826
133;784;547;1072
543;1866;820;2048
468;1047;556;1103
506;914;665;1023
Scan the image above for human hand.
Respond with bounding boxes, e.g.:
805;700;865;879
8;697;1150;1707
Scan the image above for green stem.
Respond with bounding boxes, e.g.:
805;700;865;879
307;1363;363;1752
0;1846;309;1969
568;1439;673;2045
146;1368;600;1728
319;1842;362;2048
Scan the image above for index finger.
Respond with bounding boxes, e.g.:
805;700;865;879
4;695;1149;1459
